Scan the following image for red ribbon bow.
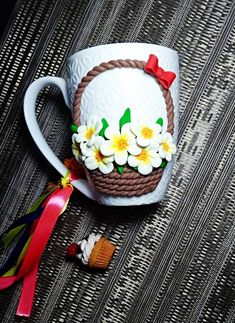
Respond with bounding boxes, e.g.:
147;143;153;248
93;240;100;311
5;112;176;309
144;54;176;89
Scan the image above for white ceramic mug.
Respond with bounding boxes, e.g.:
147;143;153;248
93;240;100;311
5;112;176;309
24;43;179;206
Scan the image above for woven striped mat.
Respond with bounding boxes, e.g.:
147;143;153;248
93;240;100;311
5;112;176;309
0;0;235;322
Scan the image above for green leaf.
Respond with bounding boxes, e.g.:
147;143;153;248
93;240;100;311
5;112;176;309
117;165;124;174
119;108;131;129
99;118;109;138
156;117;163;126
70;124;78;133
160;159;167;169
133;167;138;171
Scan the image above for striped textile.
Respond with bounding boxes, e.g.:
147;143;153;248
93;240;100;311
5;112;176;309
0;0;235;322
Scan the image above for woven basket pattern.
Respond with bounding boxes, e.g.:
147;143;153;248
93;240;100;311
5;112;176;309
73;59;174;196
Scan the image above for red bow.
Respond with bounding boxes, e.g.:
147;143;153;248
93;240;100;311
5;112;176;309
144;54;176;89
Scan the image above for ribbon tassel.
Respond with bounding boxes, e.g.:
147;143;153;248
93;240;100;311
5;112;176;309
0;181;74;317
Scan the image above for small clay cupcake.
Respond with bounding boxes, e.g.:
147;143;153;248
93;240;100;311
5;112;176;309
66;233;116;269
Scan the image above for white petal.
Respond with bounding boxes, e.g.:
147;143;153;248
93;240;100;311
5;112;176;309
83;253;89;263
99;162;114;174
85;157;98;170
130;123;140;136
128;155;139;167
87;115;99;128
148;150;158;159
164;132;173;142
136;136;150;147
153;123;162;134
100;141;115;156
121;123;132;136
149;141;159;151
76;134;87;143
165;153;172;161
138;163;153;175
87;135;97;147
105;127;120;140
77;125;87;133
151;154;162;168
80;143;93;157
115;150;128;165
72;134;78;143
128;142;142;155
80;240;86;251
94;136;105;150
72;143;80;158
94;119;103;134
154;134;162;144
103;155;114;163
159;146;166;159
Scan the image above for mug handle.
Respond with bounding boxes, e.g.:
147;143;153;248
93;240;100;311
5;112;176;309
24;76;95;200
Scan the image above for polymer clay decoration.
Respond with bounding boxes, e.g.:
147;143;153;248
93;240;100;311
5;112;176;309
71;109;176;176
0;52;177;317
70;54;176;197
66;233;116;269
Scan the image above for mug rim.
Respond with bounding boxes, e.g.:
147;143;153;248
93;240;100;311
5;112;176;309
68;42;178;62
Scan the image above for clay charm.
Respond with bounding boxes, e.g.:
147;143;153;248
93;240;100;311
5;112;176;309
66;233;116;269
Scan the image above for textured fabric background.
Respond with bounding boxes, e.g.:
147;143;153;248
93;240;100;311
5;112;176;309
0;0;235;322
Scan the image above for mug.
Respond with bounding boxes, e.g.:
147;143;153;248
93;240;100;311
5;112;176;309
24;43;179;206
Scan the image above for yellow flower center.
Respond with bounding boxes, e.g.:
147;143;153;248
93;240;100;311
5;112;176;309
85;128;95;140
136;150;149;163
95;150;104;162
162;141;171;153
113;135;129;151
141;127;153;139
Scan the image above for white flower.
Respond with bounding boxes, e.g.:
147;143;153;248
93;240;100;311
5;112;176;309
72;134;82;161
159;133;177;161
131;122;162;147
128;142;162;175
72;142;81;161
74;115;102;147
100;123;141;165
81;137;114;174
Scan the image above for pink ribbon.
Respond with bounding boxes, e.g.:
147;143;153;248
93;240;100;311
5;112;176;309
0;185;74;317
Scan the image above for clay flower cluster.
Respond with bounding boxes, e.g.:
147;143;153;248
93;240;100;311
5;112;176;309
71;108;176;175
